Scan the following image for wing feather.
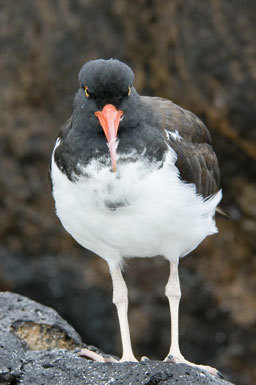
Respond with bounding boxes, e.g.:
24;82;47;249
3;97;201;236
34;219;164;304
142;96;220;198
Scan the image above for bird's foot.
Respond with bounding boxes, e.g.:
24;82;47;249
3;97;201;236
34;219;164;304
79;347;138;363
79;347;118;363
164;354;224;379
120;355;138;363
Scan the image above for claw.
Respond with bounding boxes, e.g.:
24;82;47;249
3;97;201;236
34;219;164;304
217;371;225;379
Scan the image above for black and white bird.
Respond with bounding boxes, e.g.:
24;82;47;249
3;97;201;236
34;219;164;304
50;59;222;375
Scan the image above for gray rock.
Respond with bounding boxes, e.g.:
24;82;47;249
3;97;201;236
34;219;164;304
0;291;82;345
0;292;235;385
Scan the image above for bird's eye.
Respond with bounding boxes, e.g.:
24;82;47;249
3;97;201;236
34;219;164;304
84;86;90;98
128;86;132;96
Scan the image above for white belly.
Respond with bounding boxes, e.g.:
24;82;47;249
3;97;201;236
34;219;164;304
51;143;222;268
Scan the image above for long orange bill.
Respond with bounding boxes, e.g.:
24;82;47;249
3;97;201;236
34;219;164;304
95;104;123;172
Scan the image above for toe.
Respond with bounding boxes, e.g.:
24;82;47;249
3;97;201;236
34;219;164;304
163;355;223;379
196;364;223;378
79;348;118;363
141;356;150;362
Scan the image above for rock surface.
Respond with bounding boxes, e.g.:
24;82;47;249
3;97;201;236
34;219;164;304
0;292;234;385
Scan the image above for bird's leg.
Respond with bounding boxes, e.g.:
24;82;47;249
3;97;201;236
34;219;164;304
79;265;137;363
164;260;183;361
110;265;137;362
164;261;223;378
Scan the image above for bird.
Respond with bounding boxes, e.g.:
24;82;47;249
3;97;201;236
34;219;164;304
50;58;223;376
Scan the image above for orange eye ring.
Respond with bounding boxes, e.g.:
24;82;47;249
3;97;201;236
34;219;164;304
84;86;90;98
128;86;132;96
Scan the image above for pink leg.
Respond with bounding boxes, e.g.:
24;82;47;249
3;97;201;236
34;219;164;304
164;261;222;378
111;266;137;362
80;265;137;363
165;260;183;360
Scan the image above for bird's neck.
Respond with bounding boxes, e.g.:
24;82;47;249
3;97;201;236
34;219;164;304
60;95;168;176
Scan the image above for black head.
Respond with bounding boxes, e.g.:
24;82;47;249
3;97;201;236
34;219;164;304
78;59;134;102
55;59;167;178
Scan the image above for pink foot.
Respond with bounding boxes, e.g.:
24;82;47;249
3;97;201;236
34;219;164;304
79;347;118;363
165;354;224;379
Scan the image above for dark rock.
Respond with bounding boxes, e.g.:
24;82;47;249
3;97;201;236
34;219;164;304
0;252;116;353
0;291;82;347
0;292;235;385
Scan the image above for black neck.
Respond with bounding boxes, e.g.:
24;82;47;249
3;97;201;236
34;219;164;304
55;91;167;180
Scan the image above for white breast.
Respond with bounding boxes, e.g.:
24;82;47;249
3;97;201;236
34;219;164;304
51;141;222;269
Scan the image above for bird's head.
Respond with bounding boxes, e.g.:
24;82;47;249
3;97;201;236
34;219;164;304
77;59;135;172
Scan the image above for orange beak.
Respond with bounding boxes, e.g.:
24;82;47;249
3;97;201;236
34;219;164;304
95;104;123;172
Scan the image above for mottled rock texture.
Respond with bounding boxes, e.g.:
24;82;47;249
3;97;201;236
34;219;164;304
0;292;235;385
0;1;255;385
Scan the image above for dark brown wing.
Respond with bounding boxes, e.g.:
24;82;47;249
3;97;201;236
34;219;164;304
142;96;220;198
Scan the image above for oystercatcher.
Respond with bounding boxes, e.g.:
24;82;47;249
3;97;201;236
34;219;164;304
51;59;222;375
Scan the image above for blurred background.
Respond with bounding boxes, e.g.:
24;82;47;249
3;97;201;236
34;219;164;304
0;1;256;384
